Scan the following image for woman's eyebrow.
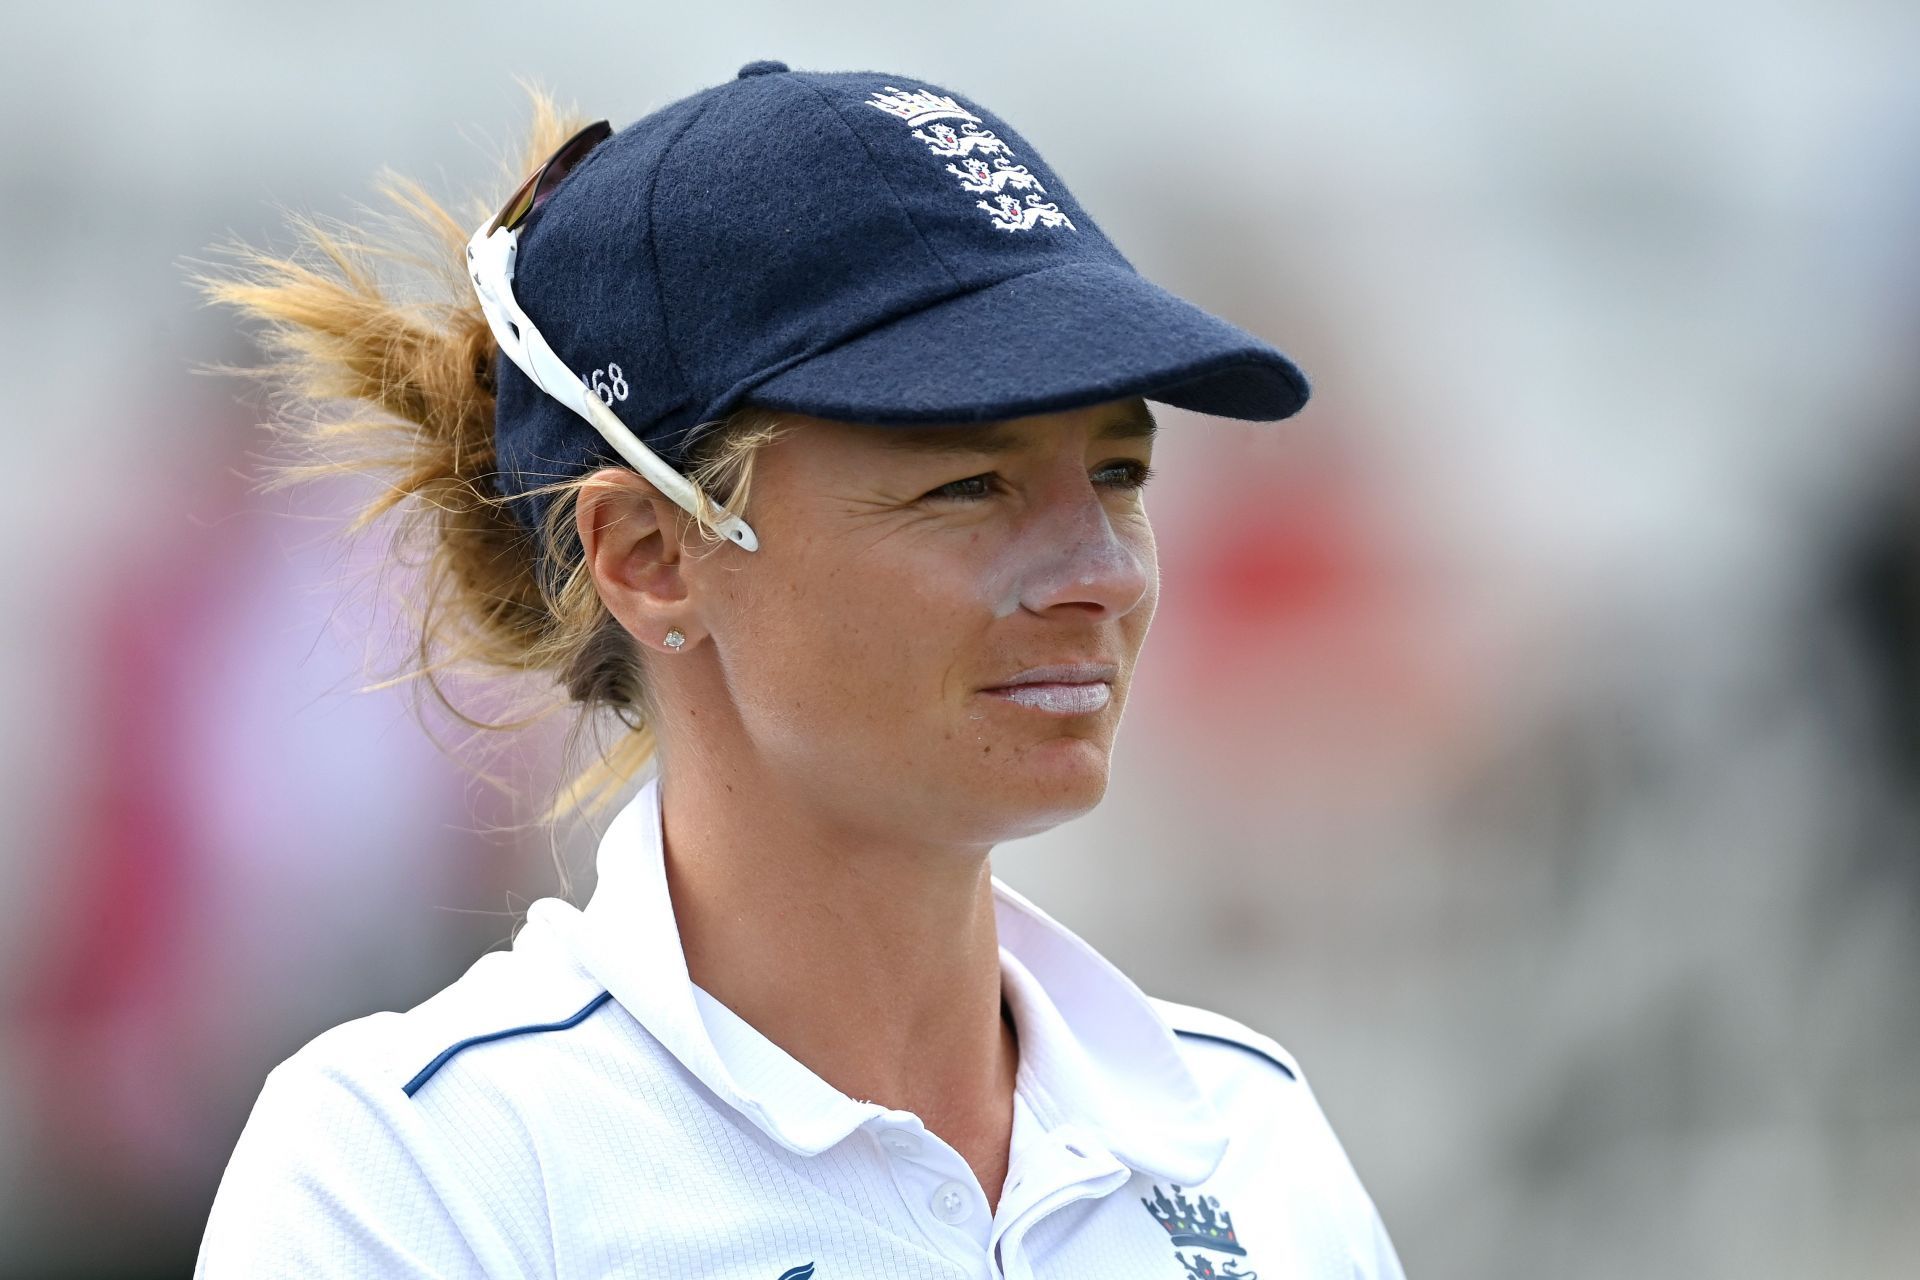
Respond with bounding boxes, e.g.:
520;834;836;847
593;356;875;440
875;407;1158;458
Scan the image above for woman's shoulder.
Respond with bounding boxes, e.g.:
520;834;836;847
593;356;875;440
1147;993;1363;1151
274;912;614;1106
1148;993;1320;1131
1146;997;1359;1179
1147;994;1406;1278
196;910;619;1277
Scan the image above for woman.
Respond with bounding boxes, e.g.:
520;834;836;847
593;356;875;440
191;61;1407;1280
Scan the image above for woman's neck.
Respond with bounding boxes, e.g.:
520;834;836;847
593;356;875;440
657;762;1020;1208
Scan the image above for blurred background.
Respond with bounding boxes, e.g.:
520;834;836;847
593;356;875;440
3;1;1917;1276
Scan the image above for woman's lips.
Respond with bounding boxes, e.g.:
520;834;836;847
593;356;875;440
980;681;1112;715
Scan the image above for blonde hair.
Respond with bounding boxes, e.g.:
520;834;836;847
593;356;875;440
187;79;798;868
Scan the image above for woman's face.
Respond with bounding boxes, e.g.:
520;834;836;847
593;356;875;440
614;395;1159;848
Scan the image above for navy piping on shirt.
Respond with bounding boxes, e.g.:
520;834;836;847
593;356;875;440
400;993;1294;1096
403;989;615;1097
1173;1028;1298;1081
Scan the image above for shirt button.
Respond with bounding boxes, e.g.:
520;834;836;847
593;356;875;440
879;1128;920;1156
931;1180;971;1224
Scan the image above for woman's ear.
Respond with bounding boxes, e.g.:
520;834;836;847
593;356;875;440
575;468;699;652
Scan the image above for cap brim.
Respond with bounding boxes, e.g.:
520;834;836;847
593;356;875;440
735;260;1309;426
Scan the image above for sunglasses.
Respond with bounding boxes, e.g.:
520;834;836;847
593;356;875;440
466;119;760;553
487;119;614;238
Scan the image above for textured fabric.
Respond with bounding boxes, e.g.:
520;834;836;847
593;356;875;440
194;774;1405;1279
491;59;1311;549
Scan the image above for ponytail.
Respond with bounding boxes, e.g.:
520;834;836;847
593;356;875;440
186;79;797;882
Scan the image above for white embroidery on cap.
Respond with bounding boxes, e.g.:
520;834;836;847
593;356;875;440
866;85;980;127
585;362;629;405
913;122;1004;157
864;85;1077;234
946;155;1042;196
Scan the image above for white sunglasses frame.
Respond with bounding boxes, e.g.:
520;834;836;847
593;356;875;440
465;216;760;553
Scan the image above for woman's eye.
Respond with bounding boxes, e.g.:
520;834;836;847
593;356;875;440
927;473;1001;502
1099;460;1155;491
923;461;1155;503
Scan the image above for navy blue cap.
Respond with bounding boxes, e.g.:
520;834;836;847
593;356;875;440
493;60;1310;543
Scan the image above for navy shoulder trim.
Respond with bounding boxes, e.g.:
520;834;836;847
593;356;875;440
1149;995;1303;1082
1173;1028;1298;1080
403;989;614;1097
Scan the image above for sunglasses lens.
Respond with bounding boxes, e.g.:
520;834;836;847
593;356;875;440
488;119;614;236
490;168;544;236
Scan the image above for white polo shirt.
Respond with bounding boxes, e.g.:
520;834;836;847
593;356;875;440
195;774;1407;1279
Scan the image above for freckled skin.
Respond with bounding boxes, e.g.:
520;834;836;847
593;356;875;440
581;395;1160;852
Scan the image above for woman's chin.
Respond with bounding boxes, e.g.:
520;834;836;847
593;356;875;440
981;737;1111;814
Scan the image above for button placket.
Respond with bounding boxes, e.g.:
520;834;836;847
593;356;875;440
987;1131;1128;1279
866;1113;993;1259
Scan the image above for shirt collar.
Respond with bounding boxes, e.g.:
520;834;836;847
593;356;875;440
558;773;1228;1186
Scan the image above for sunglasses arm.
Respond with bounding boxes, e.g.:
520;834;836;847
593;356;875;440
465;224;760;553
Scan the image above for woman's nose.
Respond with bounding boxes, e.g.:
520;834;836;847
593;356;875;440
1013;474;1153;619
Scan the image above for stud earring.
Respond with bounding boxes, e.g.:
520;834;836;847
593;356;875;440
663;628;686;650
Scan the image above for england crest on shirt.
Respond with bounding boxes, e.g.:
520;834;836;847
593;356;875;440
1142;1183;1261;1279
